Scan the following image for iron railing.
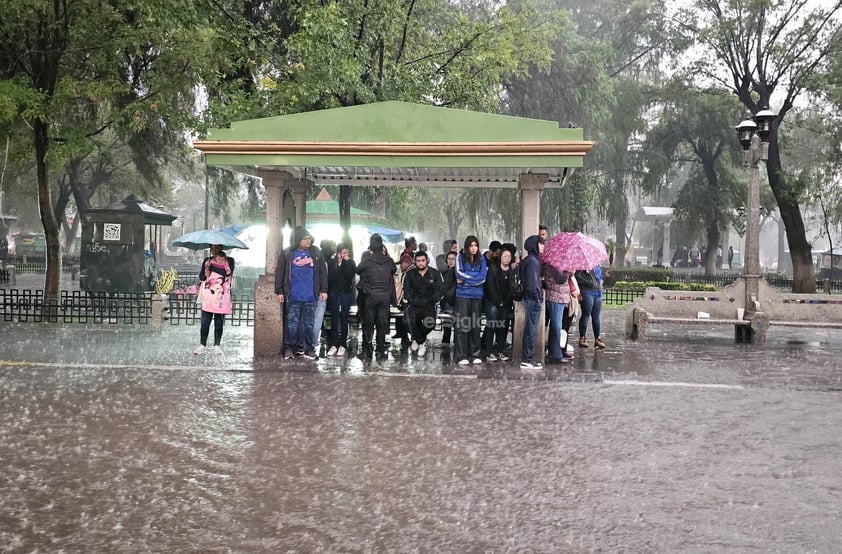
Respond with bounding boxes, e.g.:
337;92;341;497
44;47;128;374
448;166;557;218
0;289;152;324
164;293;255;326
0;289;255;326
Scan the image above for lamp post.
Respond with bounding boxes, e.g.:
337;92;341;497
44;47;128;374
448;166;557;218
735;107;776;316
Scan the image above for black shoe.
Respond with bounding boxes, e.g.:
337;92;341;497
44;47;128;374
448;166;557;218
359;348;373;361
375;351;388;361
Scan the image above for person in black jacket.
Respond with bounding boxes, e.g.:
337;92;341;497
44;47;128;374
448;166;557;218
439;251;457;345
355;234;396;361
326;243;356;357
481;247;514;361
402;251;444;357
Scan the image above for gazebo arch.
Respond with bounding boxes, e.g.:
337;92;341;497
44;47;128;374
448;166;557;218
194;101;595;357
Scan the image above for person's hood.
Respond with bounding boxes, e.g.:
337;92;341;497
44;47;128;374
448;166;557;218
293;227;313;245
369;251;394;265
524;235;541;256
369;234;383;252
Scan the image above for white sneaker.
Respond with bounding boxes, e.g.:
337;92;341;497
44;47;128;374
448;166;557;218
520;361;538;369
193;345;207;355
327;346;338;356
487;353;498;362
410;340;419;352
457;359;470;366
498;353;510;361
472;358;482;364
417;343;427;356
337;346;347;356
213;346;223;355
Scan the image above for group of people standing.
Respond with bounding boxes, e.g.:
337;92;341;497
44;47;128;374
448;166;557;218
266;225;605;369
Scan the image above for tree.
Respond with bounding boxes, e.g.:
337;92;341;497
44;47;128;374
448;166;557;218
503;0;676;263
0;0;224;301
642;85;745;275
676;0;842;292
249;0;561;245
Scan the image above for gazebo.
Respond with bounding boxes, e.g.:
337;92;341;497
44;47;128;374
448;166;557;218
194;101;595;357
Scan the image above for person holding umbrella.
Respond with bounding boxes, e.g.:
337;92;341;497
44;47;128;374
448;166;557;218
172;230;248;356
194;244;235;355
540;232;609;350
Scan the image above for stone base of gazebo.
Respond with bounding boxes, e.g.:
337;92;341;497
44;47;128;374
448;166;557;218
254;275;283;356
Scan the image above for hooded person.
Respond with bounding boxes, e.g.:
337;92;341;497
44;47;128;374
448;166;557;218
519;235;544;369
355;233;397;360
436;239;458;272
276;227;328;360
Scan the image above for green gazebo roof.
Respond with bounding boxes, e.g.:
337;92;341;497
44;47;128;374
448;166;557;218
194;101;595;189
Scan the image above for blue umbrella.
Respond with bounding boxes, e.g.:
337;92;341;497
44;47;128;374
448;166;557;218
171;229;249;250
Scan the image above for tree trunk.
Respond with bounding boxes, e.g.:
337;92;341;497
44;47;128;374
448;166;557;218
766;136;815;293
34;119;61;304
704;224;720;276
614;217;627;268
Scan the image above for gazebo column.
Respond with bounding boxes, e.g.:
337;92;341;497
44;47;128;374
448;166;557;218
252;169;291;357
512;173;548;366
292;180;310;228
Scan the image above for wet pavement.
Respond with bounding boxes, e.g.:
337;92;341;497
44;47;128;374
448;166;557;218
2;310;842;551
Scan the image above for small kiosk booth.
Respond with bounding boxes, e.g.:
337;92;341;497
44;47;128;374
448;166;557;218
80;195;176;292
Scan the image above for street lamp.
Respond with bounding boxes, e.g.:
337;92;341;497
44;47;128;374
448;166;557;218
735;107;776;317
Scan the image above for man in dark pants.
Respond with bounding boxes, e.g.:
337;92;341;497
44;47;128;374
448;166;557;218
356;234;396;361
276;227;328;360
402;251;444;357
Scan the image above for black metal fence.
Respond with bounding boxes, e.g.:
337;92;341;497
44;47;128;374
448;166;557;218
1;289;152;324
164;293;255;326
602;289;645;306
0;289;255;326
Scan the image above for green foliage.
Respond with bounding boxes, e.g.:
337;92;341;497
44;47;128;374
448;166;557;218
612;280;717;292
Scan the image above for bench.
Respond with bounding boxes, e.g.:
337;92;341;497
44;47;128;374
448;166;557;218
631;306;758;342
627;278;842;343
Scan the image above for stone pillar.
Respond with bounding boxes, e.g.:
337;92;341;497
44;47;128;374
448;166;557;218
251;169;293;357
292;180;310;229
512;173;548;365
150;293;164;332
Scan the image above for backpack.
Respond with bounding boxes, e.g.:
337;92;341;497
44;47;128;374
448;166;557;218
511;265;524;302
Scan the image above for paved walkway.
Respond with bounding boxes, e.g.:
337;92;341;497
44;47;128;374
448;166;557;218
2;309;842;391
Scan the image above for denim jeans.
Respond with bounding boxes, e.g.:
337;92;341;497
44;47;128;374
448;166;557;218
521;298;542;362
285;300;316;353
546;301;567;360
578;293;602;339
327;292;353;348
312;297;327;350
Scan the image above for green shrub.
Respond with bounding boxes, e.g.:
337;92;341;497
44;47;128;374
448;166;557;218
603;266;672;287
612;280;717;292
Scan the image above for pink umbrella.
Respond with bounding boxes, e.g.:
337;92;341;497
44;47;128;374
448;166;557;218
541;232;608;271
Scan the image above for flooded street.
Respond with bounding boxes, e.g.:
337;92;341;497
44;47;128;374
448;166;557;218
2;363;841;551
